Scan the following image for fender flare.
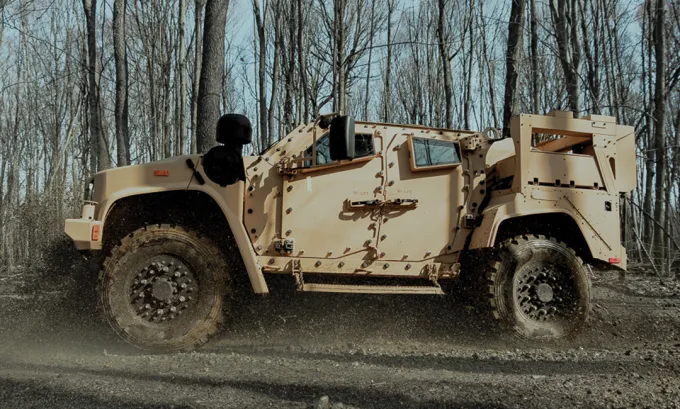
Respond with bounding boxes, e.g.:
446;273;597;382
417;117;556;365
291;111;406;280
100;182;268;295
468;193;625;268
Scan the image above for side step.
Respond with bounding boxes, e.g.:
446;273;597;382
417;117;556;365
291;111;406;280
300;283;445;295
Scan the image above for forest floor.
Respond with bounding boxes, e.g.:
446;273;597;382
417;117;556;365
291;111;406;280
0;263;679;409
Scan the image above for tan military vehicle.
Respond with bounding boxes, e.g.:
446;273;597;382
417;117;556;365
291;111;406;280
65;111;636;351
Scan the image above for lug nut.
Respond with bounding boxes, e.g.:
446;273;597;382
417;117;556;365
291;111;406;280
179;296;186;303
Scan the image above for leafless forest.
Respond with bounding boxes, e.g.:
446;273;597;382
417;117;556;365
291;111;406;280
0;0;679;277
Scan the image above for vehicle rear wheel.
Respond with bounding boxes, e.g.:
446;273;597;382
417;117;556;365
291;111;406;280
486;234;591;340
99;224;231;352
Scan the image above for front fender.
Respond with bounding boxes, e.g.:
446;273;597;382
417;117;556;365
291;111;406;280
91;157;268;294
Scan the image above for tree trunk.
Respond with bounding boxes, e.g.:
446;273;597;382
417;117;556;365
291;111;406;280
268;3;281;144
191;0;205;154
478;1;498;129
196;0;230;153
502;0;525;137
550;0;580;113
529;0;539;113
437;0;453;129
296;0;309;121
176;0;188;156
652;0;666;272
113;0;130;166
334;0;347;114
463;1;474;130
283;1;296;132
363;0;376;121
253;0;268;147
642;0;653;245
383;0;395;123
83;0;110;171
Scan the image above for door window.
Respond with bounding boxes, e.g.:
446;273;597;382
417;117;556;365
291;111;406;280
410;137;462;169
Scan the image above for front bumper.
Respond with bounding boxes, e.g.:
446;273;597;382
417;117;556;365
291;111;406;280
65;203;103;250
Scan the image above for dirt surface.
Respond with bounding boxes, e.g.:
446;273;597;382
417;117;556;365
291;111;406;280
0;267;679;409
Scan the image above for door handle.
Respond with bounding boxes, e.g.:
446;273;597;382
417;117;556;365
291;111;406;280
345;198;419;210
385;198;418;208
346;199;382;210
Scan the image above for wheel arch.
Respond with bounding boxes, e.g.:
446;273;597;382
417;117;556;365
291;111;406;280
100;185;268;294
493;213;592;261
468;194;615;265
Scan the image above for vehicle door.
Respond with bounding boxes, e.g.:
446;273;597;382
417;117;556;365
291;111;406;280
375;128;468;271
280;127;384;264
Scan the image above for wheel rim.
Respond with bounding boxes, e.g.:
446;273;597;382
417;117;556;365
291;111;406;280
128;255;199;324
514;262;579;323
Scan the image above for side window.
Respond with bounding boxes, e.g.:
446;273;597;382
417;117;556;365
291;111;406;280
410;137;462;169
354;133;374;158
304;133;374;167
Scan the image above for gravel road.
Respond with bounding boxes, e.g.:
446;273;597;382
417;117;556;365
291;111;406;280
0;268;678;409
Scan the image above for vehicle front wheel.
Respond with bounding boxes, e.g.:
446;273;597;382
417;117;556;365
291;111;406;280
486;235;591;340
99;224;231;352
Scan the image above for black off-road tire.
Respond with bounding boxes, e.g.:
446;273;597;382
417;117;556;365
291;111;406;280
99;224;231;352
486;234;591;340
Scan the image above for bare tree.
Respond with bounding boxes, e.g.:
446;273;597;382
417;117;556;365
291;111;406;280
191;0;206;154
436;0;453;129
196;0;231;153
113;0;130;166
253;0;269;147
176;0;188;156
550;0;581;113
652;0;667;269
502;0;525;137
82;0;110;171
529;0;539;114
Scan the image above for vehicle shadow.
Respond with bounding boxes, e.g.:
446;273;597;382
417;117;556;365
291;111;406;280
217;276;501;350
0;360;615;409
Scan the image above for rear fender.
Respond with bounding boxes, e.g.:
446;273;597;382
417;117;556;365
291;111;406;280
469;193;627;269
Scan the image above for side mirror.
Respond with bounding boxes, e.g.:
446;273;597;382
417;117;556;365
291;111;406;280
329;115;356;161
